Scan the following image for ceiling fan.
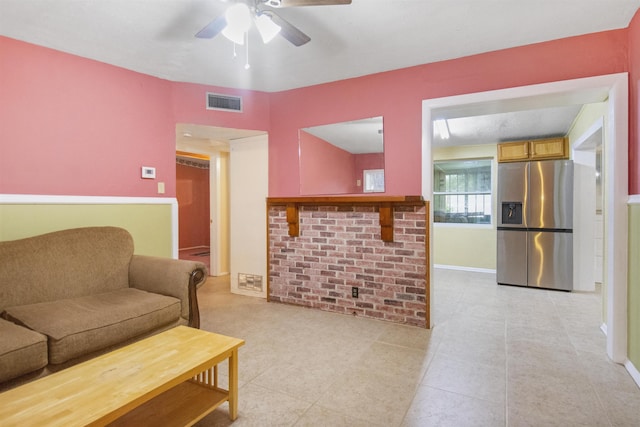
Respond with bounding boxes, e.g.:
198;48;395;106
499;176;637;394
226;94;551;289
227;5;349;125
195;0;352;47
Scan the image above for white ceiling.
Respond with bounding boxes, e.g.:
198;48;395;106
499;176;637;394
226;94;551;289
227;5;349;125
176;123;266;154
303;116;383;154
1;0;637;148
1;0;638;93
433;105;585;147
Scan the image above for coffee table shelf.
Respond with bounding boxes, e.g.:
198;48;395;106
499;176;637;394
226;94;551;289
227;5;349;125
109;380;228;426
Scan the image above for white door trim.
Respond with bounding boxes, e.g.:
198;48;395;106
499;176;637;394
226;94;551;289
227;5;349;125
422;73;629;363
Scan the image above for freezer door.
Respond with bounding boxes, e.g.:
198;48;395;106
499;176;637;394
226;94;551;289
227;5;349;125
497;229;527;286
528;160;573;229
497;162;528;227
527;231;573;291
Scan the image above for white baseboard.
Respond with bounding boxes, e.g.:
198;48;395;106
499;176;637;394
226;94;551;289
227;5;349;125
600;323;608;336
214;271;230;276
230;287;266;299
624;359;640;388
434;264;496;274
179;245;209;252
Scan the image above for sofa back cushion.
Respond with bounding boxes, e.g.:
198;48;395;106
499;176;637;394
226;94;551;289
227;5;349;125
0;227;134;310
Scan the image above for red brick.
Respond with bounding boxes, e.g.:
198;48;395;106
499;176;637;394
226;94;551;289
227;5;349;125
268;204;428;328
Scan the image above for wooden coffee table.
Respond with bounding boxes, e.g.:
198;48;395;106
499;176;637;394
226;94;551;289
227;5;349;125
0;326;244;426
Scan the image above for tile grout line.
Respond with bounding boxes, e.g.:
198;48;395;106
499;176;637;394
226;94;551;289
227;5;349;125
550;289;616;427
504;296;510;427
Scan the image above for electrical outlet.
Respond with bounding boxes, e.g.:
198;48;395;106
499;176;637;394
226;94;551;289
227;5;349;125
352;287;358;298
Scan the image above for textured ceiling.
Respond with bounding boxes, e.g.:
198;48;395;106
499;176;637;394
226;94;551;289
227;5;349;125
433;105;585;147
1;0;639;92
303;116;384;154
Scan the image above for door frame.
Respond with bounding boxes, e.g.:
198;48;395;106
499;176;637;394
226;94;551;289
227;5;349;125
421;73;629;363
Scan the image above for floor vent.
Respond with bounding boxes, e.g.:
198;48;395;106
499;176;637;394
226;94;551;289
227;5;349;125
238;273;263;292
207;92;242;112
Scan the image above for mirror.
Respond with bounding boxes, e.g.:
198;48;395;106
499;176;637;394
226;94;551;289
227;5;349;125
299;116;384;195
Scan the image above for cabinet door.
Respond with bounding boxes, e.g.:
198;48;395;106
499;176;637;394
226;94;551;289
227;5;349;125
530;137;568;160
498;141;529;162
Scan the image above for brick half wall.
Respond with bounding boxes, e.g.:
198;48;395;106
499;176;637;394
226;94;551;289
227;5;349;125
267;199;429;327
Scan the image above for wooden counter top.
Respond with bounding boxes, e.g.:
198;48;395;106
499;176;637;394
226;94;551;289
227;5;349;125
267;195;426;242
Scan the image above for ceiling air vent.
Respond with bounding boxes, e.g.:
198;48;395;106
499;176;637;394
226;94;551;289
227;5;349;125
206;92;242;112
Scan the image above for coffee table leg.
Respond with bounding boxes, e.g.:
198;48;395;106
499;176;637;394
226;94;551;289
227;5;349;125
228;348;239;420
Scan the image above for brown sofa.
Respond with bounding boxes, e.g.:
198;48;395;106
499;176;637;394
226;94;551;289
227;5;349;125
0;226;207;390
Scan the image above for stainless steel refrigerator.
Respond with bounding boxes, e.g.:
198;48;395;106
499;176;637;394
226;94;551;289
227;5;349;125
497;159;573;291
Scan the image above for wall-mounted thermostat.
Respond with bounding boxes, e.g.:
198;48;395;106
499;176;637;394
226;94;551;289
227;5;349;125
141;166;156;179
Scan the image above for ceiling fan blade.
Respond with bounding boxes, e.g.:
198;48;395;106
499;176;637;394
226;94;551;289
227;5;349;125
265;0;351;7
268;11;311;46
195;15;227;39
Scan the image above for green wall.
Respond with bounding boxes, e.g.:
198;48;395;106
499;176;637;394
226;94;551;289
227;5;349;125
628;204;640;368
0;202;174;257
433;225;497;269
433;144;497;270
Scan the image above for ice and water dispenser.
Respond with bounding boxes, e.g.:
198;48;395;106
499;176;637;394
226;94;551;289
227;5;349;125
501;202;522;225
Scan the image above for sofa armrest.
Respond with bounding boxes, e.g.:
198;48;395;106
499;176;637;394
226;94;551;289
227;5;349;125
128;255;207;328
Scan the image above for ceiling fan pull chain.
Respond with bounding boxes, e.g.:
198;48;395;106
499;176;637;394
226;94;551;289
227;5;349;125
245;32;251;69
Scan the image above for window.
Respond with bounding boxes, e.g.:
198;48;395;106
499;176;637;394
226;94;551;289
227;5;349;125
363;169;384;193
433;159;492;224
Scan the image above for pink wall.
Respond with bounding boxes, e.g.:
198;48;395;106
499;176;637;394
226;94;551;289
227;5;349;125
0;36;175;197
171;82;270;133
299;130;357;194
629;10;640;193
355;153;384;184
0;25;636;197
176;162;210;249
0;36;271;198
268;29;629;196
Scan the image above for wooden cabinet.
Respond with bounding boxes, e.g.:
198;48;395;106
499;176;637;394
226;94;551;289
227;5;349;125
498;137;568;162
497;141;529;162
529;137;568;159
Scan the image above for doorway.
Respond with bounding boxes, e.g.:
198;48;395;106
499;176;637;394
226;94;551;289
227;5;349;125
422;73;629;363
175;123;269;298
176;151;213;271
573;118;606;321
175;123;246;277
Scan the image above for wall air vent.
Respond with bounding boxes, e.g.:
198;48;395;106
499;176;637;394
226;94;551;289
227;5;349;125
238;273;263;292
206;92;242;112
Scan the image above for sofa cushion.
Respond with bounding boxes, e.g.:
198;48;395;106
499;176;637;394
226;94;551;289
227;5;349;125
3;288;181;364
0;318;48;383
0;227;134;310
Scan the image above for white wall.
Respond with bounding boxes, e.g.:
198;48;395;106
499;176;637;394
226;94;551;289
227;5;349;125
229;134;269;298
209;152;230;276
572;147;597;292
569;102;607;292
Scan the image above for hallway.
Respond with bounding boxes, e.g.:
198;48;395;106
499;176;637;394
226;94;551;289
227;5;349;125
194;268;640;426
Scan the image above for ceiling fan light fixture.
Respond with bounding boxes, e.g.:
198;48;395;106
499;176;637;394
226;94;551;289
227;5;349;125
434;119;450;140
255;13;281;43
222;3;252;44
222;26;246;44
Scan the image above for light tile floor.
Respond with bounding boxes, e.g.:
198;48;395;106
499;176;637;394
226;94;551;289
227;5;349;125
195;268;640;426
